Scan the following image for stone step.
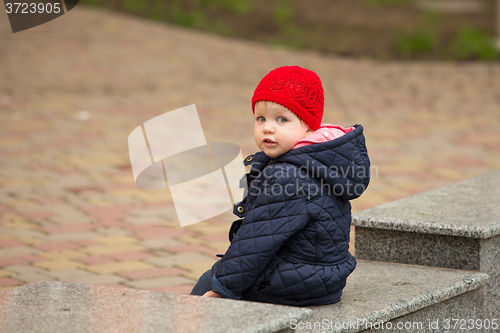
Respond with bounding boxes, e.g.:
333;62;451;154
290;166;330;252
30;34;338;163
0;280;311;333
0;260;488;333
352;170;500;321
353;170;500;240
294;260;488;333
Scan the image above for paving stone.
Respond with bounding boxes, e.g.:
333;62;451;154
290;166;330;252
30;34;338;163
48;268;127;285
99;193;144;206
94;219;132;229
0;247;41;258
95;228;132;237
84;244;148;256
0;228;50;242
82;206;133;225
0;269;14;277
0;286;17;293
39;224;99;234
184;223;231;235
36;197;66;205
177;260;218;281
21;210;56;221
75;255;114;265
94;235;139;245
129;207;177;219
0;277;23;287
176;236;209;247
122;215;166;226
139;238;185;249
205;241;230;253
101;283;132;289
41;204;95;221
106;251;154;261
132;191;172;204
34;240;96;252
4;265;54;282
124;276;195;289
117;266;188;280
132;226;192;240
0;220;40;231
148;285;194;294
144;253;215;268
165;245;218;257
39;250;88;260
43;232;99;243
0;214;32;225
201;233;229;243
0;239;26;248
15;237;46;246
85;261;156;275
34;260;84;271
0;205;13;214
0;255;47;267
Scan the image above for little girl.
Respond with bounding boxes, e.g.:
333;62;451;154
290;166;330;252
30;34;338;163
191;66;370;306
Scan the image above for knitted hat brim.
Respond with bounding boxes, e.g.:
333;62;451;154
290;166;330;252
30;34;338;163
252;91;321;130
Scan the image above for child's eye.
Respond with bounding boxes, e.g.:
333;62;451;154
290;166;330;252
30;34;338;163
257;116;265;122
278;117;287;123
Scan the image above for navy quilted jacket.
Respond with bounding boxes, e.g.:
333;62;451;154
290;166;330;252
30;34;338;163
210;124;370;306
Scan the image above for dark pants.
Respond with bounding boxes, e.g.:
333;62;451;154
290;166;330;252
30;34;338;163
190;269;213;296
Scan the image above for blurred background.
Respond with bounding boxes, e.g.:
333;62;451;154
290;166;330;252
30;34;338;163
0;0;499;295
80;0;500;60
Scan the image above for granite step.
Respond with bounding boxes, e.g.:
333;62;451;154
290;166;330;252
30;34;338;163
295;260;488;333
0;280;311;333
0;259;488;333
353;170;500;321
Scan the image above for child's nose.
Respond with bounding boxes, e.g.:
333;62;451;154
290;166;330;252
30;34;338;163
263;122;275;133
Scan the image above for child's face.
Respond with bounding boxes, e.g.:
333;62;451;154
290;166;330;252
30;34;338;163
254;101;314;158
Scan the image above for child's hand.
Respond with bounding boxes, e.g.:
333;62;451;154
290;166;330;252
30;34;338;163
202;290;222;298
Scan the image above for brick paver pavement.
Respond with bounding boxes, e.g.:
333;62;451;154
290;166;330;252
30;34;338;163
0;6;499;293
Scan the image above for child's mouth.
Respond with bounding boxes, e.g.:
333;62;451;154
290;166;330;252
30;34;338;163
263;138;277;147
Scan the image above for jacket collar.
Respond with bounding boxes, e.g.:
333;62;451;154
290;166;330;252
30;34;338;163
244;125;370;200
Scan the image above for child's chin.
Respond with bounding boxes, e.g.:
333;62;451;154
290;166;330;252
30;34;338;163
264;150;282;158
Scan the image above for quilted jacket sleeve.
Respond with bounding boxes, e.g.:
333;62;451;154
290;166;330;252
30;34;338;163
211;171;309;299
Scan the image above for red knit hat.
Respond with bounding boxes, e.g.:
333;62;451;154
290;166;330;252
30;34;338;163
252;66;324;130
